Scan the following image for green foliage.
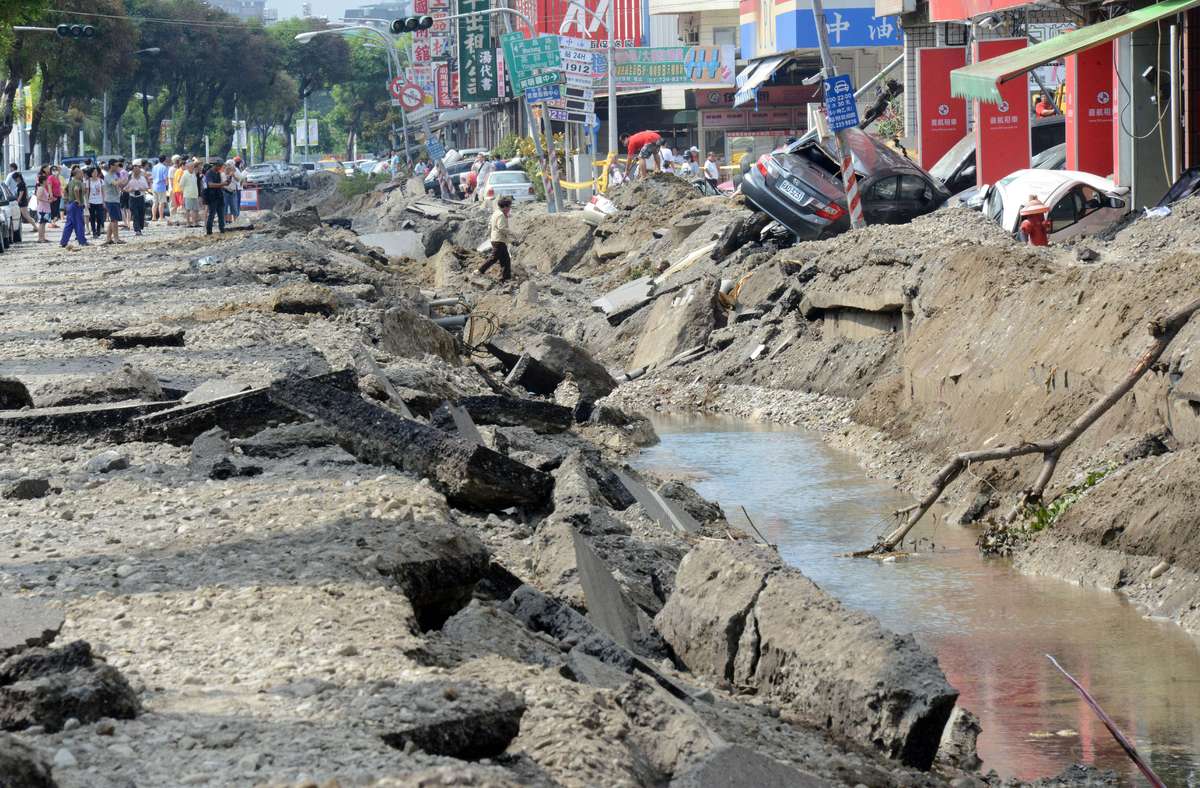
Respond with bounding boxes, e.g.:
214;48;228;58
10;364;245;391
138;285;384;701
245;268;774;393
337;170;388;198
873;94;905;141
1022;462;1116;533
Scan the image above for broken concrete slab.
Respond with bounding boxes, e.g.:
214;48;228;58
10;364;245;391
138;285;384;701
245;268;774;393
0;733;56;788
2;478;52;501
234;422;339;458
450;395;572;434
491;350;566;399
524;334;616;404
798;290;906;319
358;230;426;259
441;600;566;669
269;282;338;317
669;744;824;788
630;276;726;371
563;646;633;690
0;599;65;659
189;427;262;480
276;205;322;235
0;377;34;410
613;470;700;535
349;343;414;417
592;281;655;319
504;585;634;672
0;641;140;733
59;322;121;340
572;528;661;657
0;400;176;445
268;376;552;510
28;364;164;409
378;680;525;760
368;518;490;630
182;379;253;405
105;323;185;349
134;370;357;445
83;450;129;474
656;541;957;769
379;307;460;366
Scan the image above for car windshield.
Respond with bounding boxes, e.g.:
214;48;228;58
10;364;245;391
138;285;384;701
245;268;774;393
928;132;974;184
488;172;527;184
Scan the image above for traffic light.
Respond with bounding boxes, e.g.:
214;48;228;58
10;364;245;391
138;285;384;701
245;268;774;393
390;16;434;33
55;24;96;38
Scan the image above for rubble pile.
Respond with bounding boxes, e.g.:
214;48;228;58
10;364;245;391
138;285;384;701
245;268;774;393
0;182;992;787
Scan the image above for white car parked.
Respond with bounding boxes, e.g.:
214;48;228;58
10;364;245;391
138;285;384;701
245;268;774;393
979;169;1129;243
0;182;22;251
479;170;535;209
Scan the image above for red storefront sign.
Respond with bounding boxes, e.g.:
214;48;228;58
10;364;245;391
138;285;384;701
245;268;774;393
535;0;642;46
974;38;1030;188
1065;42;1114;177
916;47;967;170
702;110;749;128
929;0;1026;22
748;108;796;126
436;64;461;109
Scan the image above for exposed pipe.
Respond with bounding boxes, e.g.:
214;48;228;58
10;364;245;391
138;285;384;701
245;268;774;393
1169;23;1180;182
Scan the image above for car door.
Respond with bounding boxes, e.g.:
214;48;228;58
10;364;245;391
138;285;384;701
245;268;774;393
895;174;939;222
1046;187;1086;241
862;176;900;224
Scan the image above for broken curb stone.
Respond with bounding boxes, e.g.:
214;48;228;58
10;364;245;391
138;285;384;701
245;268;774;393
2;478;52;501
31;364;163;408
380;307;460;366
105;323;185;349
269;282;339;317
83;450;130;474
0;641;140;733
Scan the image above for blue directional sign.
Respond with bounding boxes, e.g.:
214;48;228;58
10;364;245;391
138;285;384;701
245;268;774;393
822;74;860;132
524;84;561;104
426;138;446;161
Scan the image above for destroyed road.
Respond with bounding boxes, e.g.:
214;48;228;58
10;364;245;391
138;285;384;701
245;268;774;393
1;170;1198;787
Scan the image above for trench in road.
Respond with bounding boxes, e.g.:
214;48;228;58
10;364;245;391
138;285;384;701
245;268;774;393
636;415;1200;784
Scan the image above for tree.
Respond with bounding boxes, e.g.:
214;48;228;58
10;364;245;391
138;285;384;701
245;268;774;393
271;18;350;160
244;70;298;162
328;37;393;160
0;0;51;162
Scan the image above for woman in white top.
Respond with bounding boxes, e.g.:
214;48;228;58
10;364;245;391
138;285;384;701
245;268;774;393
86;166;105;239
123;162;151;236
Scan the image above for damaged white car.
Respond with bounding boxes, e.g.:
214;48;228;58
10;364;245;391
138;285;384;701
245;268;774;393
979;169;1129;243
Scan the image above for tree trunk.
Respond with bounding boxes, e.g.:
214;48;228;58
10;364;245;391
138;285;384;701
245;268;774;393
282;109;296;163
0;40;25;162
863;297;1200;555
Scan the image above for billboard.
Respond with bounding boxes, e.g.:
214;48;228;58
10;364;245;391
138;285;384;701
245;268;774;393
592;44;736;87
974;38;1029;187
1065;43;1114;176
916;47;967;170
536;0;643;48
458;0;498;102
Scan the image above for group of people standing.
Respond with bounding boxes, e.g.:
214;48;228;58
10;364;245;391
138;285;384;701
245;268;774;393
3;154;248;250
616;131;723;188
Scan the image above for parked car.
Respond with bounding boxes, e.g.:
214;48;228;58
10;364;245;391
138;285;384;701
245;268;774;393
479;170;536;208
356;160;379;175
423;160;474;199
742;127;949;240
979;169;1128;243
929;115;1066;196
1030;143;1068;172
0;182;20;250
243;162;290;189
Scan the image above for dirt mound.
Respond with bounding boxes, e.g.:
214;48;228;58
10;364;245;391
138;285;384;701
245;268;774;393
1099;194;1200;256
608;172;700;211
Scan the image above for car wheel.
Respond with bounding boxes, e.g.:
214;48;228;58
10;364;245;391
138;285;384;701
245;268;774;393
13;223;21;243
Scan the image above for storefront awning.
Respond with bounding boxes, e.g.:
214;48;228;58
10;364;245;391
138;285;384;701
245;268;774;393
734;55;788;107
951;0;1200;103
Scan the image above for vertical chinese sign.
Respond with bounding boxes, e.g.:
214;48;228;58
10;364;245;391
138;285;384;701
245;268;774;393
916;47;967;170
412;0;432;61
974;38;1029;187
458;0;498;103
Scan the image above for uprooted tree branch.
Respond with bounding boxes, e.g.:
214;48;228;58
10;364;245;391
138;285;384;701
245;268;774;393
860;295;1200;557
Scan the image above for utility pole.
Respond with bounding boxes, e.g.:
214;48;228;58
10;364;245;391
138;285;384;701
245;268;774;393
102;92;108;154
605;0;616;155
809;0;865;229
302;95;309;163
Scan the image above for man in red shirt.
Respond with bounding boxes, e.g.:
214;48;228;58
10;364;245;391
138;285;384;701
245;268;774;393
1034;92;1057;118
620;130;662;180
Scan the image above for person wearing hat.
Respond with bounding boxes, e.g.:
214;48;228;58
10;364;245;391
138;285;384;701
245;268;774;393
1019;195;1050;246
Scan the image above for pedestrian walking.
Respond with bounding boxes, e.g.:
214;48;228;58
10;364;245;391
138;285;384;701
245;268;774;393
169;155;185;225
47;165;63;228
34;173;52;243
204;161;228;235
703;151;721;191
222;159;241;224
86;166;106;239
12;173;33;231
478;196;514;282
59;165;88;249
102;159;124;245
151;155;170;222
116;158;132;229
124;162;150;236
180;160;200;228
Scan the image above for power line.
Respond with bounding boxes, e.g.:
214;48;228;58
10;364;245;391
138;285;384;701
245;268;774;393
47;8;265;30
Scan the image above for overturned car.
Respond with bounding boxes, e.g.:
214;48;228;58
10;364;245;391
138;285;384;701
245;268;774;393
741;127;949;241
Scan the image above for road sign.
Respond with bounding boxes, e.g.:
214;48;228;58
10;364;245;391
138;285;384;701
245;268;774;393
558;35;593;90
501;31;563;92
524;84;561;103
399;82;425;111
564;86;594;101
388;76;405;100
822;74;860;132
546;107;596;125
426;138;446;161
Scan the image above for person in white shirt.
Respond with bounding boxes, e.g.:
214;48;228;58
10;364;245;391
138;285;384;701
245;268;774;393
703;151;721;190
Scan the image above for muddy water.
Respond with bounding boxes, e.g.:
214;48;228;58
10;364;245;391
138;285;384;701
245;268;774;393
638;416;1200;784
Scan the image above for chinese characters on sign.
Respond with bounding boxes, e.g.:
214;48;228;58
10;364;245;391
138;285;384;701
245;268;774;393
916;47;967;169
599;45;735;87
501;31;563;93
436;63;461;109
821;75;860;132
458;0;497;103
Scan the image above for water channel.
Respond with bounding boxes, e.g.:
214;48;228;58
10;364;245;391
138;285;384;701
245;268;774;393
636;416;1200;785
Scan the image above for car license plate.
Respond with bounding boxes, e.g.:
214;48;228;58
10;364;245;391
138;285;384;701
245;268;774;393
776;178;808;206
